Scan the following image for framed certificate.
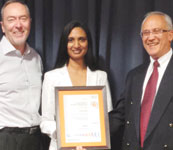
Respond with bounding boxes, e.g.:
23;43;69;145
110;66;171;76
55;86;111;150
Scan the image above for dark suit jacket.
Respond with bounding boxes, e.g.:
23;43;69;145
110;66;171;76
110;55;173;150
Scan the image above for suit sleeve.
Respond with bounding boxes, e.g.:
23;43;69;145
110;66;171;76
40;73;57;140
109;70;133;136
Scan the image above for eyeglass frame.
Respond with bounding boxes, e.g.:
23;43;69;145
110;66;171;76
140;28;170;37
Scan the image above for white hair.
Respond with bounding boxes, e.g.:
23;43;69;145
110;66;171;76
141;11;173;33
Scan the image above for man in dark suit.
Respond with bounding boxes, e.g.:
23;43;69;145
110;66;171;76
109;11;173;150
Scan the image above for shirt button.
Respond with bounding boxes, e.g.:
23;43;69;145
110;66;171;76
130;101;133;104
163;144;168;148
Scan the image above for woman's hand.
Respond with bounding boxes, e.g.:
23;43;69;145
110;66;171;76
76;146;87;150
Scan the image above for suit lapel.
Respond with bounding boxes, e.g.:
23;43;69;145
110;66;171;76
86;67;96;86
145;56;173;140
63;65;73;86
131;63;149;141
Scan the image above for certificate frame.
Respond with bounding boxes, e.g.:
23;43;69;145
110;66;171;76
55;86;111;150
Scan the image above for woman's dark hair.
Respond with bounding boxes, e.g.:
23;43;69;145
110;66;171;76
54;20;98;71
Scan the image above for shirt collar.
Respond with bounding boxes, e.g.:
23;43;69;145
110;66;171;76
0;36;31;55
24;44;31;55
150;48;173;67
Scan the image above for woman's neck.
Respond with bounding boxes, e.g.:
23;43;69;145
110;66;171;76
67;59;86;71
67;59;87;86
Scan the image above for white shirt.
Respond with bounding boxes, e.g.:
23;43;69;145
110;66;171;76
0;36;42;128
40;65;113;150
141;49;172;104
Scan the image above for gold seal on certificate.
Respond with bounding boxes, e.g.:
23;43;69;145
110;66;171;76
55;86;111;150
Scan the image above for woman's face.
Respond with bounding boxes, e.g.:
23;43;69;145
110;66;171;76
67;27;88;61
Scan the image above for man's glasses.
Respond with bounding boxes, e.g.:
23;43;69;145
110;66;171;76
140;28;170;37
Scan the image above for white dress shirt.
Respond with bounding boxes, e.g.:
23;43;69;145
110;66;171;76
40;65;113;150
0;36;42;128
141;49;172;104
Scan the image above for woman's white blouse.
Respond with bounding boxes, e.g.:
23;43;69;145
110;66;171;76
40;65;113;150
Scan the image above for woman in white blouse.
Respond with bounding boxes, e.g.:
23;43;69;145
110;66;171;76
40;21;113;150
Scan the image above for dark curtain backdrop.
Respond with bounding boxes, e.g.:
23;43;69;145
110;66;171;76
0;0;173;105
0;0;173;149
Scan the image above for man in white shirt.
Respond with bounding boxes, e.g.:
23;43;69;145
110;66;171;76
0;0;42;150
109;11;173;150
